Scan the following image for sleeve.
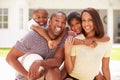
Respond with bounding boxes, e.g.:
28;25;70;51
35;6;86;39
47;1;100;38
70;46;77;56
58;33;68;47
103;41;112;57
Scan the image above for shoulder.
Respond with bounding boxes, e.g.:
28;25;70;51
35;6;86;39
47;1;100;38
75;34;85;40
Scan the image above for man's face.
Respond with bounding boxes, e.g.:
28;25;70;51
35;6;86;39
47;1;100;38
49;13;66;37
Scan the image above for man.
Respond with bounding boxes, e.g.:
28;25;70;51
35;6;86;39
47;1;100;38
6;11;67;80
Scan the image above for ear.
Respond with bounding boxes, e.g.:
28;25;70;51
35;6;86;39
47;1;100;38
48;19;51;25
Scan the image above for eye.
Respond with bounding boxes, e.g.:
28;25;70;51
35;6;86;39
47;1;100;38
88;19;93;22
82;19;85;22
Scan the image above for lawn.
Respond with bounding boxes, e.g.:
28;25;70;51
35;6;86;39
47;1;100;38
110;48;120;61
0;48;120;61
0;48;11;57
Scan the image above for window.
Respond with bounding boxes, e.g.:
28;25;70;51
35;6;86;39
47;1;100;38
113;10;120;43
0;8;8;29
29;9;34;20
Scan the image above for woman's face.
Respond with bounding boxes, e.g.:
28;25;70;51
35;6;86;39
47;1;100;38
69;18;82;34
82;12;95;36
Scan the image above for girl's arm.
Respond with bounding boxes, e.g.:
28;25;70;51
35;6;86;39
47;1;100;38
74;38;97;48
64;36;75;73
92;34;110;42
73;34;110;47
102;57;111;80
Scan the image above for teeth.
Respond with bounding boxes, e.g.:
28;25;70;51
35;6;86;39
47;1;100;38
55;27;61;31
85;26;90;29
40;23;44;25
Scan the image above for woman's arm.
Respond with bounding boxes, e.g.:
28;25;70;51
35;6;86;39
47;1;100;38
64;36;75;73
102;57;111;80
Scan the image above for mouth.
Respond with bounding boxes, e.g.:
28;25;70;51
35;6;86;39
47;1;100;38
55;27;61;32
84;26;90;31
39;22;44;26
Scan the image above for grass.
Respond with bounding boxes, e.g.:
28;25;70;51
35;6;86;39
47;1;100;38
0;48;120;61
110;48;120;61
0;48;10;57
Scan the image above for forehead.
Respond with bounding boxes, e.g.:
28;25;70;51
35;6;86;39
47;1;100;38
53;13;66;20
82;12;92;18
70;18;80;22
34;10;48;16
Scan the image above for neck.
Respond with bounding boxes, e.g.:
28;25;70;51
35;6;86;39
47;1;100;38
86;31;95;38
46;29;56;40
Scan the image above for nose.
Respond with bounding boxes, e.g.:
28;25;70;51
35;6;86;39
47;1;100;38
84;20;89;26
39;18;44;22
58;22;62;27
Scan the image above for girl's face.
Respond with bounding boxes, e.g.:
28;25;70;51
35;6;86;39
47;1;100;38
82;12;95;36
69;18;82;34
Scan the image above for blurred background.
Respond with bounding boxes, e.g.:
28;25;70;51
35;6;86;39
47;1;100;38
0;0;120;80
0;0;120;47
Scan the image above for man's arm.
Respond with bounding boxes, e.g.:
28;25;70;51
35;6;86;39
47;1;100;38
38;47;64;68
102;57;111;80
6;47;28;77
28;47;64;79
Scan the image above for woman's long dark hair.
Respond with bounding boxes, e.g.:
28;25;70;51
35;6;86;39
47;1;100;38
81;8;105;38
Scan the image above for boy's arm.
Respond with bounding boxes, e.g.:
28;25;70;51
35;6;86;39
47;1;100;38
50;27;69;48
31;25;51;42
55;27;69;44
31;25;55;49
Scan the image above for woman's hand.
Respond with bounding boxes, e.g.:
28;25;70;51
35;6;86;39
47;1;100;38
65;36;74;55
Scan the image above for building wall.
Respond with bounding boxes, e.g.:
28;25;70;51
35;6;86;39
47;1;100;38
0;0;120;48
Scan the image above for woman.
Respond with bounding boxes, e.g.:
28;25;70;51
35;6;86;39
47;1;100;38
64;8;112;80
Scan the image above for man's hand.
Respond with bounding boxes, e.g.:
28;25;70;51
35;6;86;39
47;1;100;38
28;60;44;80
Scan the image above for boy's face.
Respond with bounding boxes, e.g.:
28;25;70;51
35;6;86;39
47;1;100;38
33;10;48;26
69;18;82;34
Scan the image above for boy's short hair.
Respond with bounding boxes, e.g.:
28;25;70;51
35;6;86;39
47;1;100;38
33;8;48;16
50;11;67;20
